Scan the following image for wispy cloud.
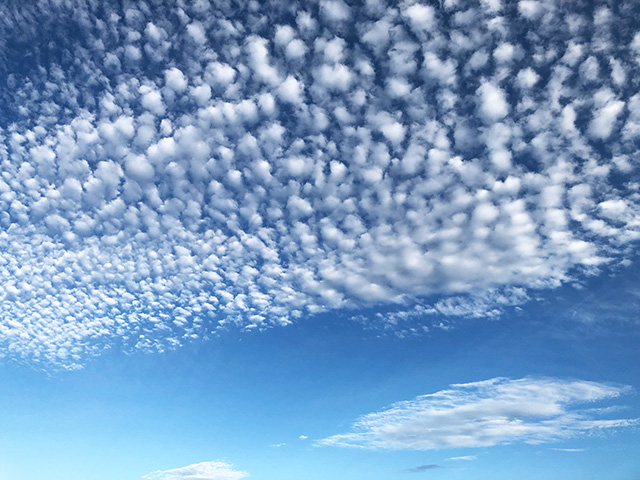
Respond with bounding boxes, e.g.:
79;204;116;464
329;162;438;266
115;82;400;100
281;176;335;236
142;461;248;480
319;377;639;450
405;464;444;473
449;456;477;461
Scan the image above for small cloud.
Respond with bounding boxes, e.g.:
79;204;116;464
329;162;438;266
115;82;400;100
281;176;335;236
449;456;477;461
405;464;444;473
142;461;248;480
551;448;586;452
269;443;286;448
299;435;308;440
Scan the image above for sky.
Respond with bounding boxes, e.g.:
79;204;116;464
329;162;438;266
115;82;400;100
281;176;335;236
0;0;639;478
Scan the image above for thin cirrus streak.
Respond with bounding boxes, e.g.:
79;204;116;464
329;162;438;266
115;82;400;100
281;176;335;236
0;0;639;367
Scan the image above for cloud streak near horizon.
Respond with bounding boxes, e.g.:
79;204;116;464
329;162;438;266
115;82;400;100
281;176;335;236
142;460;248;480
1;0;639;367
318;377;639;450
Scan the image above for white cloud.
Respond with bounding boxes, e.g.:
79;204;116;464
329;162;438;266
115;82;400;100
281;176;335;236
494;42;518;63
165;68;188;92
518;0;542;20
274;25;295;47
481;0;502;13
318;377;639;450
191;84;212;105
477;81;509;121
246;36;281;86
589;95;625;140
0;0;639;368
315;63;353;91
186;22;207;45
319;0;350;23
423;52;457;85
277;76;305;104
140;87;165;116
580;56;600;82
143;461;248;480
125;154;155;183
125;45;142;63
285;39;307;60
206;62;237;86
403;4;436;32
379;120;405;145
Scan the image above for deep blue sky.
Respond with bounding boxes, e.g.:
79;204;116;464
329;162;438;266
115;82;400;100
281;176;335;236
0;0;639;479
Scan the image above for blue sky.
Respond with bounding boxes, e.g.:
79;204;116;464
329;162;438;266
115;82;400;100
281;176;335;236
0;0;639;478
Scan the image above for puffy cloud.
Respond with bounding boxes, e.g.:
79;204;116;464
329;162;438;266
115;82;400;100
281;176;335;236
319;377;639;450
314;63;353;91
143;461;248;480
140;87;165;116
588;89;625;140
207;62;237;86
186;22;207;45
518;0;542;20
277;76;305;104
516;68;539;88
403;4;436;32
247;36;281;86
285;39;307;60
379;120;405;145
0;0;639;368
477;81;509;122
165;68;188;92
319;0;350;23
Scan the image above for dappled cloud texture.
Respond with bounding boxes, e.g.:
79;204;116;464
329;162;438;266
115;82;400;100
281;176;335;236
1;0;640;366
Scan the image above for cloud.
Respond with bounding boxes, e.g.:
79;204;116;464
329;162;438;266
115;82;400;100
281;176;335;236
449;456;476;461
0;0;639;367
405;464;443;473
142;461;248;480
403;4;436;32
318;377;639;450
477;82;509;122
277;75;305;104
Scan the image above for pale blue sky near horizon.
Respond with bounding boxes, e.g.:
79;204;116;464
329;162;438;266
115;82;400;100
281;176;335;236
0;0;640;478
2;260;639;479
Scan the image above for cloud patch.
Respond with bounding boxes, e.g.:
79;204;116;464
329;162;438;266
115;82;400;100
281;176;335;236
0;0;639;367
142;461;248;480
405;464;444;473
318;377;639;450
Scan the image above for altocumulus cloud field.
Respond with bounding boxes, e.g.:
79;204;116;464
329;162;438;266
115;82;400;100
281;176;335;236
1;0;639;369
1;1;640;480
